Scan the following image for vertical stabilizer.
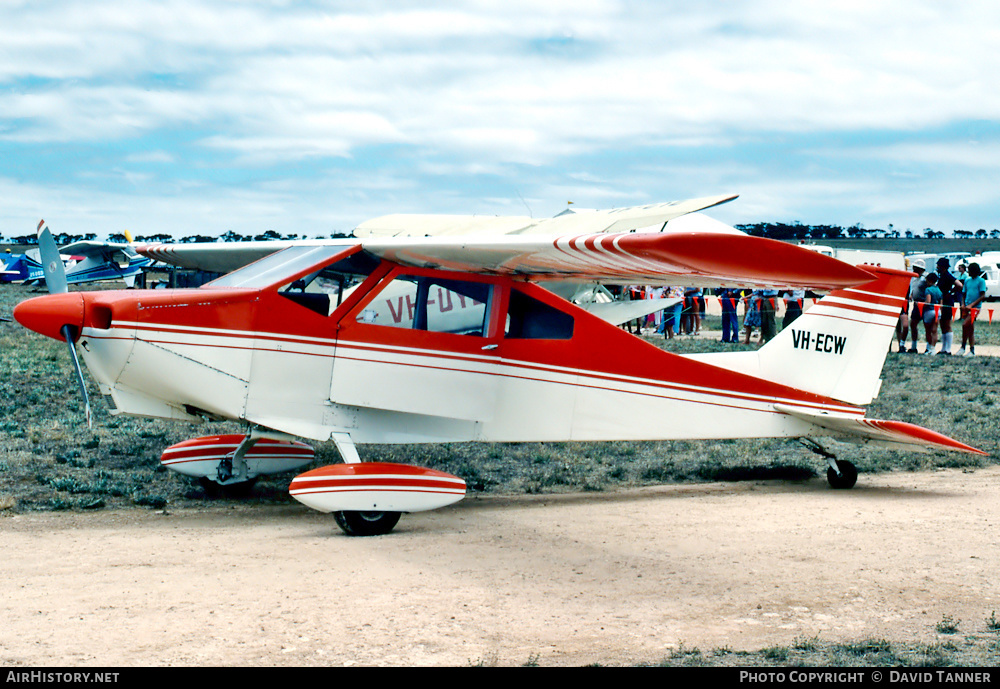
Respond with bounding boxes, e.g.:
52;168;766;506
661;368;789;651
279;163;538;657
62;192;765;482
755;266;911;405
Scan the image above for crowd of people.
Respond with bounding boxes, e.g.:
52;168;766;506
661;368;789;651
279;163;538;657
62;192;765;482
620;256;990;355
619;285;807;346
897;257;988;356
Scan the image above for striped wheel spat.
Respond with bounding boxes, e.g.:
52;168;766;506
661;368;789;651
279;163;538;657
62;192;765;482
160;434;315;478
289;462;466;514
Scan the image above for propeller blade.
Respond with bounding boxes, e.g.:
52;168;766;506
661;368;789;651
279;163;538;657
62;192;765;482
60;324;92;429
36;220;68;295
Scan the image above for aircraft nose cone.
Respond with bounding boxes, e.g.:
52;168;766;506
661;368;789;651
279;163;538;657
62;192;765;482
13;292;85;341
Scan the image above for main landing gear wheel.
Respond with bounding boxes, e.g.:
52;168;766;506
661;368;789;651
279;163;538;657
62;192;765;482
333;510;402;537
198;476;258;498
827;460;858;490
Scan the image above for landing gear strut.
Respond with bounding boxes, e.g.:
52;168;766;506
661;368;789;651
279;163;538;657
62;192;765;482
798;438;858;489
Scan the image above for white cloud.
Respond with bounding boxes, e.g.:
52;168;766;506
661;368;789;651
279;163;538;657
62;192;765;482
5;1;999;154
2;1;1000;234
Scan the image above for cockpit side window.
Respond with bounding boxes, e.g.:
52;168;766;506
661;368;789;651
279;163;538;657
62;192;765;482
355;274;492;337
274;251;382;317
505;288;574;340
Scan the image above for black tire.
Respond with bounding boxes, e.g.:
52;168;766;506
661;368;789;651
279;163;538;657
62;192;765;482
827;460;858;489
198;476;257;498
333;510;401;536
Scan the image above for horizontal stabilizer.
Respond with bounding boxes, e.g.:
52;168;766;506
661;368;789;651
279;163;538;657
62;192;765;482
775;404;986;455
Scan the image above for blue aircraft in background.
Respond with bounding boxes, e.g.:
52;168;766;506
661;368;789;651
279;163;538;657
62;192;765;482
1;221;154;288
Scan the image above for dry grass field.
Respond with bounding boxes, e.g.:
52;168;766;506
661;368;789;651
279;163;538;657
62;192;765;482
2;282;1000;666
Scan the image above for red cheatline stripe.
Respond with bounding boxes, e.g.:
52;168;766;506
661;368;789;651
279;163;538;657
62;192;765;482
813;300;899;318
96;322;861;416
290;478;465;492
293;477;463;486
295;463;463;478
333;342;863;416
163;446;313;459
291;488;465;498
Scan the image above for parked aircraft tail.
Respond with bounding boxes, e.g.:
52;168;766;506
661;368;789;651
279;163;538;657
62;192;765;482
755;267;910;405
689;266;911;406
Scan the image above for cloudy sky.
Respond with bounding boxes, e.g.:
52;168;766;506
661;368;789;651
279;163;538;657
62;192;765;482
2;0;999;239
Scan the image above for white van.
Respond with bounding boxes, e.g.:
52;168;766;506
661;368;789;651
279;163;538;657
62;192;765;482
801;245;906;270
964;253;1000;300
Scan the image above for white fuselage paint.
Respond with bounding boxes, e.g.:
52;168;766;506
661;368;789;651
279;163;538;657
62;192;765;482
78;322;858;446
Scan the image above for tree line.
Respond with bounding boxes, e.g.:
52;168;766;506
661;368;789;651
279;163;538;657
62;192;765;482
1;229;353;245
4;222;999;245
735;222;1000;240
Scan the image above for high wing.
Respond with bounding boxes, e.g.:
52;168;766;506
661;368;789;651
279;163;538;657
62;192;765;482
136;195;741;274
360;231;870;290
58;240;153;288
178;231;871;293
135;240;302;273
353;194;738;238
60;240;137;263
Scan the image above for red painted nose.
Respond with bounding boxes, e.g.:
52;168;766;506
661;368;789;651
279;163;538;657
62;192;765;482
13;292;85;341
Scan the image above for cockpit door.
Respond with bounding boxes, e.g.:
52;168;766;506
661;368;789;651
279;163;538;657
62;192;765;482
329;270;502;425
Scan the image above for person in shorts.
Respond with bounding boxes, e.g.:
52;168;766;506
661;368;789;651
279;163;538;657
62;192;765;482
906;259;928;353
934;257;959;354
922;272;942;354
958;262;988;356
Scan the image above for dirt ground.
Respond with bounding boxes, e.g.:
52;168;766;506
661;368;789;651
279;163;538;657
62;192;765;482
3;465;1000;667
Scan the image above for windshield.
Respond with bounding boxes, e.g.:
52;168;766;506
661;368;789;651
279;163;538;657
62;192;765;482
203;244;355;289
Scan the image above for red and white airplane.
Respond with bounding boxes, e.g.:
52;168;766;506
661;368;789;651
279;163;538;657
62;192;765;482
14;198;985;535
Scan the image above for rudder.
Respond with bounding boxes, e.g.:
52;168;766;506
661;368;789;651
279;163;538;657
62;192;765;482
755;266;911;405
